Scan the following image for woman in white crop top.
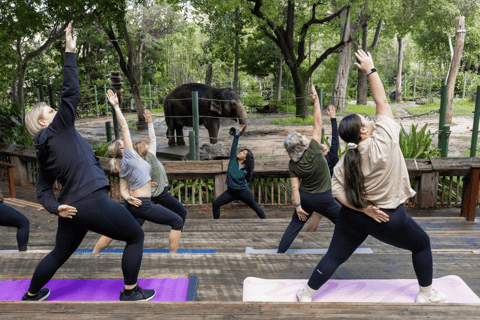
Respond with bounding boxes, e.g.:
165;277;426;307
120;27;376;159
105;90;183;253
295;50;446;304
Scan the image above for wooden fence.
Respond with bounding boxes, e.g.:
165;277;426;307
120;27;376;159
1;143;480;209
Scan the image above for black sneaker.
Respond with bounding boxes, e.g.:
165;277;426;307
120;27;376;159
119;285;155;301
22;288;50;301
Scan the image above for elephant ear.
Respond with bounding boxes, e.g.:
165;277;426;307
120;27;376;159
210;100;222;115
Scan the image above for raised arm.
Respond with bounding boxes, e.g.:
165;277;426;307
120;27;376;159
229;124;246;161
107;89;133;151
144;109;156;155
49;23;79;132
311;85;322;143
326;105;339;163
354;50;393;119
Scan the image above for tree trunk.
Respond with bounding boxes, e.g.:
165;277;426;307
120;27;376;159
257;77;262;95
276;54;283;104
138;41;144;86
356;24;368;105
332;42;353;111
205;63;213;86
13;63;27;124
446;16;466;123
395;36;404;102
233;35;239;92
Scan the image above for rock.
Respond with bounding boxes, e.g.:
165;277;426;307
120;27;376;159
182;143;230;160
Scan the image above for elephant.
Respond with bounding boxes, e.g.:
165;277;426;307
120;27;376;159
164;83;248;146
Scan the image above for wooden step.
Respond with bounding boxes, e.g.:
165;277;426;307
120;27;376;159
0;301;479;319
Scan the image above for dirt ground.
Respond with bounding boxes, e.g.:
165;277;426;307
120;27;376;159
74;100;479;161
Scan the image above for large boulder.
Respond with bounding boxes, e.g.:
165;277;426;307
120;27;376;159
182;143;230;160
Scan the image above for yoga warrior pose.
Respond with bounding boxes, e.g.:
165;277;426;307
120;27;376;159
212;125;266;219
93;109;186;253
0;189;29;251
277;86;341;253
106;92;184;253
23;24;154;301
296;50;446;304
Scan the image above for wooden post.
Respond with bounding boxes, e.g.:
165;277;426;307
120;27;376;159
9;156;28;187
446;16;466;123
417;172;439;209
461;165;480;221
214;173;231;209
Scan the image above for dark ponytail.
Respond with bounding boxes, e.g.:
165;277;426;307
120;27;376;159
338;114;368;209
243;149;254;182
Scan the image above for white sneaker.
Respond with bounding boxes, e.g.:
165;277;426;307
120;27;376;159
415;289;446;303
296;288;312;302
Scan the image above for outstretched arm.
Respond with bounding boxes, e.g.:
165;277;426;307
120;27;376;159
145;109;156;155
354;50;393;119
229;124;246;160
311;85;322;143
107;89;133;151
49;23;79;132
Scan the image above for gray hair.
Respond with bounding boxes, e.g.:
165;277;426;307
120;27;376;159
25;102;48;137
284;132;309;162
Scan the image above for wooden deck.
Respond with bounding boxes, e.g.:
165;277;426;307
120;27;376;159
1;181;480;318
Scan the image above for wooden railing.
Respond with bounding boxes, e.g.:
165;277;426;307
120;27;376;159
2;143;480;210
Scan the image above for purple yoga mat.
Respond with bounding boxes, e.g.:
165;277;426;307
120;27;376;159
243;275;480;303
0;278;189;301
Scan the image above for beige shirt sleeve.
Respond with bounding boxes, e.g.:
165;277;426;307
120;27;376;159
331;157;346;201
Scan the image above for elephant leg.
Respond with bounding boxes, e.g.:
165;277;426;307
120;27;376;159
166;125;176;146
206;120;220;144
176;124;185;146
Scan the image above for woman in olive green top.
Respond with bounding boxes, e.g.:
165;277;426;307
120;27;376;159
277;85;341;253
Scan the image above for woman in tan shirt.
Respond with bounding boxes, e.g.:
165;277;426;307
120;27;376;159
296;50;446;304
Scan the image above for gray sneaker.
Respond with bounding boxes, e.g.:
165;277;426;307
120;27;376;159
415;288;446;303
119;285;156;301
22;288;50;301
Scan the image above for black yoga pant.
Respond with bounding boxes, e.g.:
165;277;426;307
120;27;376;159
278;189;340;253
125;197;184;231
28;188;144;294
212;187;266;219
148;186;187;224
0;201;29;251
307;204;433;290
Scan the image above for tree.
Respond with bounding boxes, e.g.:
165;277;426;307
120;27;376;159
0;0;115;123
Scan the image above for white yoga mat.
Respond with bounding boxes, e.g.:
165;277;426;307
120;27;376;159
243;275;480;303
245;247;373;254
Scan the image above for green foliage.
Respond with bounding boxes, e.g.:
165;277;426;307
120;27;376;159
170;179;215;204
408;98;475;116
438;176;462;203
92;139;112;158
339;104;397;116
399;123;440;159
0;101;33;146
321;135;348;159
270;115;314;126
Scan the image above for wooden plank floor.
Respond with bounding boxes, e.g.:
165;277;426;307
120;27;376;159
1;181;480;318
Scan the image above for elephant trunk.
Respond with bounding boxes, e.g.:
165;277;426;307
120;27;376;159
236;102;248;132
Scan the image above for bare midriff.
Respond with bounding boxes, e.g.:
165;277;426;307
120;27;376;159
129;182;152;198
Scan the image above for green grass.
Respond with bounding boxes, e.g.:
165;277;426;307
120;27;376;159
271;115;314;126
408;98;474;116
247;113;261;118
151;107;164;113
458;136;471;142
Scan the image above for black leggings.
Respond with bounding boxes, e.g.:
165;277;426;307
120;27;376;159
307;204;433;290
212;187;266;219
278;189;340;253
125;197;184;231
0;202;29;251
28;188;144;294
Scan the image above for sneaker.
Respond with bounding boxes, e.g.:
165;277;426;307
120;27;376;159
22;288;50;301
296;288;312;302
119;285;156;301
415;288;446;303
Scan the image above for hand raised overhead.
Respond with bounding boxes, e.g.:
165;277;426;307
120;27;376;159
65;23;77;53
354;50;375;73
107;89;119;107
310;84;318;102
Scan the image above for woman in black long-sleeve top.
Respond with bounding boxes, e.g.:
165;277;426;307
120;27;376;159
23;24;154;302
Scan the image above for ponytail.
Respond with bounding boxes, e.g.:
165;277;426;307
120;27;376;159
109;158;122;173
243;149;254;182
338;114;368;209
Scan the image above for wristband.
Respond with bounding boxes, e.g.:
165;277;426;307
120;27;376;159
366;68;377;76
295;203;301;207
126;196;131;202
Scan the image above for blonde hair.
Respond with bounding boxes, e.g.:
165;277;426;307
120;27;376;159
108;140;123;173
133;140;148;159
25;102;48;137
284;132;309;162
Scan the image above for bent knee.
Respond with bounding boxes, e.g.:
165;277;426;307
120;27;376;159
172;218;184;231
